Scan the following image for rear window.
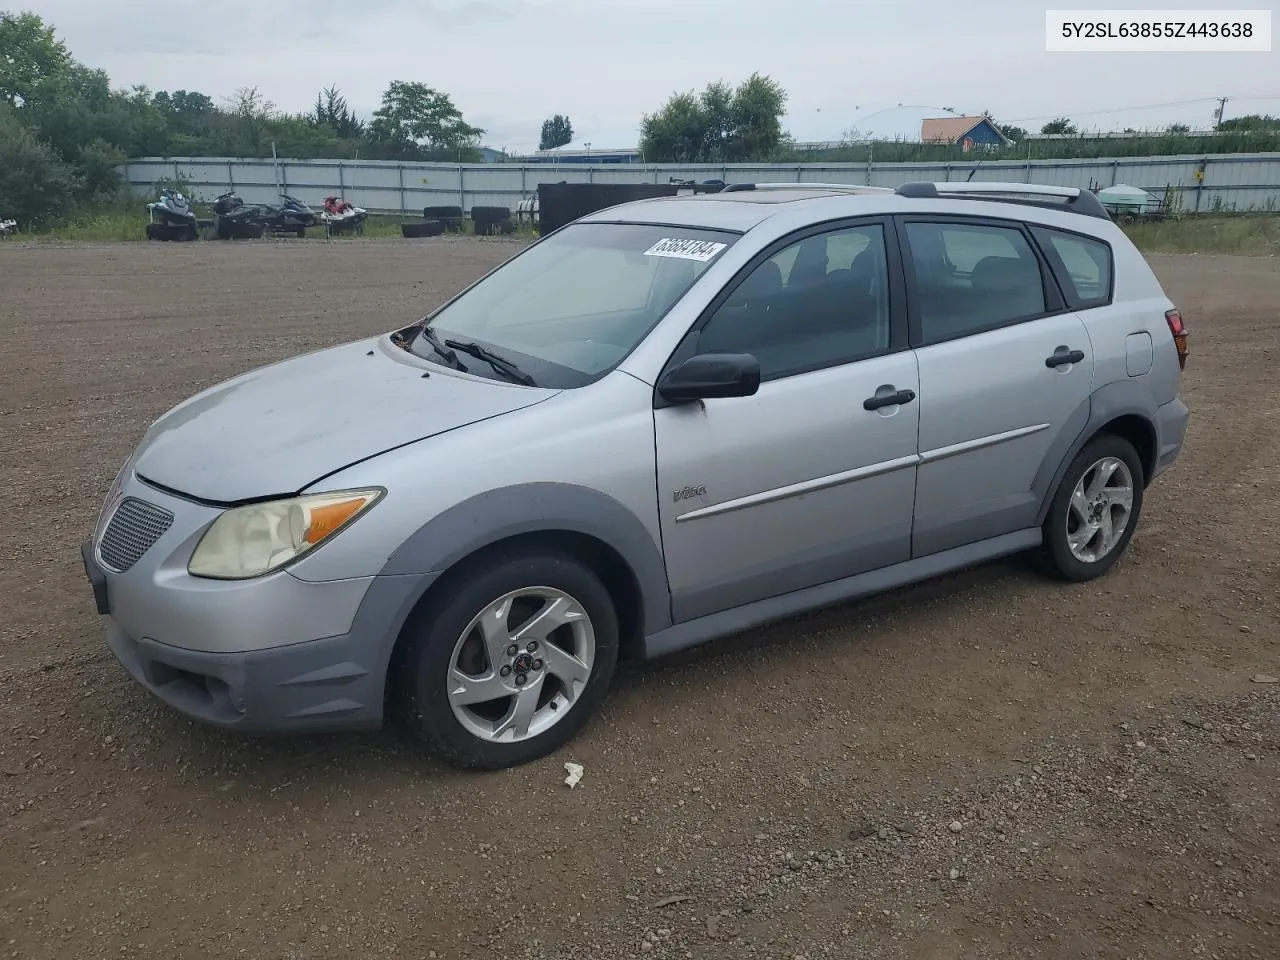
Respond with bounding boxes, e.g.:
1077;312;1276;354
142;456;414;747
419;222;737;387
1032;226;1113;308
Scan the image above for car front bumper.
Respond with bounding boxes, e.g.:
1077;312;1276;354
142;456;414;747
83;536;388;733
78;469;430;734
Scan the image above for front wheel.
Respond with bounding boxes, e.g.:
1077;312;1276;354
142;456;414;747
1038;433;1145;582
396;549;619;769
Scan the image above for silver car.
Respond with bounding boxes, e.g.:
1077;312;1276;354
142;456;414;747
81;181;1190;769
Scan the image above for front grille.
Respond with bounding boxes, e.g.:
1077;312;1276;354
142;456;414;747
99;497;174;572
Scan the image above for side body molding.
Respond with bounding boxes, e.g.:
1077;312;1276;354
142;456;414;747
378;482;672;634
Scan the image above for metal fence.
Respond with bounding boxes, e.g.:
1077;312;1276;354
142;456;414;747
122;152;1280;216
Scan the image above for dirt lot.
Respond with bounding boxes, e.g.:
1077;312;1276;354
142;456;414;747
1;237;1277;960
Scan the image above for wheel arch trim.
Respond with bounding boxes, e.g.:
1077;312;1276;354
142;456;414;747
354;482;670;682
1034;380;1160;526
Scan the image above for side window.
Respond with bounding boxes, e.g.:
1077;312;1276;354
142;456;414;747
695;224;891;379
1032;226;1113;308
904;221;1047;345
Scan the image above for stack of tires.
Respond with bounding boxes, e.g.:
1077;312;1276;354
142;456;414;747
470;206;517;236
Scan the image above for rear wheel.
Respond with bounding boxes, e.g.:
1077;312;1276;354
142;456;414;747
1038;433;1145;582
396;549;619;769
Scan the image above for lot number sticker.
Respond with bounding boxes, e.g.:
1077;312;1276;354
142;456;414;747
644;237;727;262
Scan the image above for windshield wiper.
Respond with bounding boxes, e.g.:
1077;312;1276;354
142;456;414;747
444;339;537;386
418;325;465;370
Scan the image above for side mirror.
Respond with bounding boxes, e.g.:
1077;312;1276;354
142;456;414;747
657;353;761;404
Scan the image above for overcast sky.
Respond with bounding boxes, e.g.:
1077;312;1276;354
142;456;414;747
18;0;1280;152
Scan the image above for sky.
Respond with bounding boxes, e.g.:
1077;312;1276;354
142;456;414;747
17;0;1280;152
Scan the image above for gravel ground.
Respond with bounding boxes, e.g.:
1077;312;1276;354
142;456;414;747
0;238;1277;960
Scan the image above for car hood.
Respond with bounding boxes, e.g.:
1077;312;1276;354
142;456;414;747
132;335;557;503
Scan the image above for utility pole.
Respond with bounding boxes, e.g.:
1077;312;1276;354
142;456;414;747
1213;97;1228;130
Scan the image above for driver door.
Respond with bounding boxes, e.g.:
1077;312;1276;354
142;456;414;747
653;219;921;623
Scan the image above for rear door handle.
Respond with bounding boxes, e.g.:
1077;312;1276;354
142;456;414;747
863;388;916;411
1045;348;1085;368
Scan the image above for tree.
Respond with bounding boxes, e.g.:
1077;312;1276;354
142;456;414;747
368;80;483;159
314;84;363;139
0;103;80;225
1040;117;1077;135
539;113;573;150
1217;113;1280;132
154;89;215;133
0;10;71;106
227;86;275;120
983;114;1026;143
639;73;788;163
1166;122;1190;134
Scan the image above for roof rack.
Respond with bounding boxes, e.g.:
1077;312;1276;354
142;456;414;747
722;182;894;195
894;181;1111;219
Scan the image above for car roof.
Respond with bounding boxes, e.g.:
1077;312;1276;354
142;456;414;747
574;185;1119;240
575;190;886;233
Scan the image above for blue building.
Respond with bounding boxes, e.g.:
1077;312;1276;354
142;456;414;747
920;115;1012;150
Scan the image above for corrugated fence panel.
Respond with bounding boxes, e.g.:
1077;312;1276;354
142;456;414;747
1125;159;1198;191
593;167;662;185
121;153;1280;215
1200;155;1280;211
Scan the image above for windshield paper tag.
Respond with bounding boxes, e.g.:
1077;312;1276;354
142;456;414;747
643;237;727;262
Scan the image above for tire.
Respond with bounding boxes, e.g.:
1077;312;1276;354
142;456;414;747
469;205;510;225
424;205;464;221
145;223;165;241
401;220;445;238
475;217;516;236
395;548;620;770
1037;433;1145;582
295;226;306;238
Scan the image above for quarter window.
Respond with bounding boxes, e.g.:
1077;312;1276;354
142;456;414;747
905;221;1047;344
1033;227;1113;308
695;224;891;379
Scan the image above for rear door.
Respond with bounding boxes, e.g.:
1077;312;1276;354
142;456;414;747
899;215;1094;557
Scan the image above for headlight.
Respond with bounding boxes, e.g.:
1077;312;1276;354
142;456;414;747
188;488;384;580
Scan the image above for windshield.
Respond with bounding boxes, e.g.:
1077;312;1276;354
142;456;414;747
415;222;737;388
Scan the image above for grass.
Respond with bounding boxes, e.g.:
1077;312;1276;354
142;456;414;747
1121;214;1280;256
18;210;147;242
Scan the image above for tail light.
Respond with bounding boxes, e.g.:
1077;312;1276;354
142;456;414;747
1165;308;1188;370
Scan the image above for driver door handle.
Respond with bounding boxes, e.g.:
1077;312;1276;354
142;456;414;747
863;388;916;411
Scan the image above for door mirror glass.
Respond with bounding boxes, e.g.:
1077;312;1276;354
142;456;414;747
657;353;761;403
